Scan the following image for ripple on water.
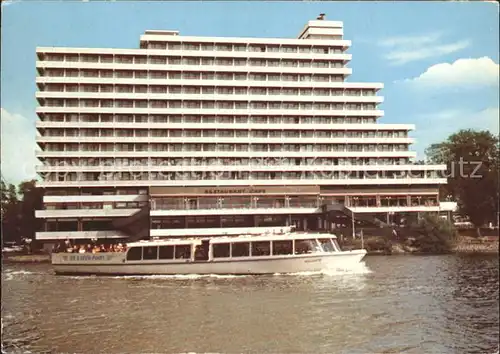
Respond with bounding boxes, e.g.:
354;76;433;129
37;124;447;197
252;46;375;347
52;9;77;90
1;255;498;353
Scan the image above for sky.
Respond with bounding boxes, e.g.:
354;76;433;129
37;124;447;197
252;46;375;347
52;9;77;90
1;1;499;184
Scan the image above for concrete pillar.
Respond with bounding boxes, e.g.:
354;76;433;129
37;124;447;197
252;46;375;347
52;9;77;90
386;212;390;224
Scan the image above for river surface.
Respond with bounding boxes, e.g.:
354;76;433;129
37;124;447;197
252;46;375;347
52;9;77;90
2;254;499;354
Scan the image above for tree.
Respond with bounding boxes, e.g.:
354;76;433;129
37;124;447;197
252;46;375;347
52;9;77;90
409;213;458;254
1;180;21;244
18;180;44;244
1;179;44;248
426;129;499;236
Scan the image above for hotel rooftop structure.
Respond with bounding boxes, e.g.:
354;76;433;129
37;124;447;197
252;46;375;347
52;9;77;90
34;15;452;242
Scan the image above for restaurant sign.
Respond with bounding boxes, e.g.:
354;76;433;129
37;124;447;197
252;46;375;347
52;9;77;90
150;185;320;195
204;188;266;194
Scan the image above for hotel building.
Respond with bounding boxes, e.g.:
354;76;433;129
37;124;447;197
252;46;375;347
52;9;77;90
34;16;452;243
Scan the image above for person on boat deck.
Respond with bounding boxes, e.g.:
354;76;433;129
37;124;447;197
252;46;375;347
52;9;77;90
195;245;206;259
78;246;86;254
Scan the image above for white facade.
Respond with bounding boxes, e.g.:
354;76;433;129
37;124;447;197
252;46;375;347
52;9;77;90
35;17;447;241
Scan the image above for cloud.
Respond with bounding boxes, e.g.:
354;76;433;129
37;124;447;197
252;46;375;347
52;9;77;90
379;33;443;48
0;108;40;185
1;0;20;7
411;107;500;159
379;33;470;65
401;57;499;88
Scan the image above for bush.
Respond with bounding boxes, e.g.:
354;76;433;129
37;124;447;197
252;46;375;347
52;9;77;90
411;213;458;254
342;236;392;254
364;236;393;254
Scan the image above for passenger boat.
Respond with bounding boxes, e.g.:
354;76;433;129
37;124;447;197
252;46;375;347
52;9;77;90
51;229;367;275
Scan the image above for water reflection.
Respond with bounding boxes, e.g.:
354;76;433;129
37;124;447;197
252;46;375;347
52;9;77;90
2;255;498;354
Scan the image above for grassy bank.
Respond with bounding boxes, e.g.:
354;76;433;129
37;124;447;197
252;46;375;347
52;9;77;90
452;235;499;254
341;234;498;255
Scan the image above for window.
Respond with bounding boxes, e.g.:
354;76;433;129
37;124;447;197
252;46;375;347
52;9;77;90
294;239;318;254
318;238;335;252
251;241;270;256
272;240;293;255
126;247;142;261
159;246;174;259
231;242;250;257
213;243;230;258
143;246;158;260
174;245;191;259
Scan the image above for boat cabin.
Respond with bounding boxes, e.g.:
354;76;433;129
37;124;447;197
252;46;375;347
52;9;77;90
125;234;342;262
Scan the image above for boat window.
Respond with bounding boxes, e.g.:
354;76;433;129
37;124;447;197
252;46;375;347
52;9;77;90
213;243;230;258
126;247;142;261
332;238;342;252
143;246;158;260
231;242;250;257
251;241;270;256
272;240;293;255
159;245;174;259
294;239;318;254
318;238;335;252
175;245;191;259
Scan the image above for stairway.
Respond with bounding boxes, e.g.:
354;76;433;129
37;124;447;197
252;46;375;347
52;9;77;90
111;206;150;242
321;203;387;228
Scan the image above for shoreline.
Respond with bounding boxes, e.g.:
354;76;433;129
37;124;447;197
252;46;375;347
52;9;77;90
351;235;499;256
3;238;498;265
2;253;51;264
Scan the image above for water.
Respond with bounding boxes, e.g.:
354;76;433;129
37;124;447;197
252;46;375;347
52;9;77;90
2;255;498;353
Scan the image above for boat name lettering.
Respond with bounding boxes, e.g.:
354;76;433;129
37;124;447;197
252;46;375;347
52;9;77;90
204;188;266;194
304;259;321;263
68;255;106;261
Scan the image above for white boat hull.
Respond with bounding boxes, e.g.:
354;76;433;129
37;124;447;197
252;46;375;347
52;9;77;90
52;250;367;275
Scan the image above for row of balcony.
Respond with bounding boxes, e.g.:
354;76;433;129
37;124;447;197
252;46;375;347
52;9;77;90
37;165;443;175
38;58;350;71
38;44;348;63
40;98;377;110
37;92;380;104
36;107;384;118
150;195;440;211
41;170;442;183
38;114;384;126
38;144;411;154
39;130;408;139
36;177;446;188
41;195;439;212
39;157;413;167
39;85;378;97
40;69;348;83
36;151;417;159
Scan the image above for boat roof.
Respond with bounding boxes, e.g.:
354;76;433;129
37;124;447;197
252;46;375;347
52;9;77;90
127;232;337;247
211;232;337;243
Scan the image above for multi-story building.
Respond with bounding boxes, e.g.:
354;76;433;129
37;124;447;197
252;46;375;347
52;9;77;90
34;15;452;243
